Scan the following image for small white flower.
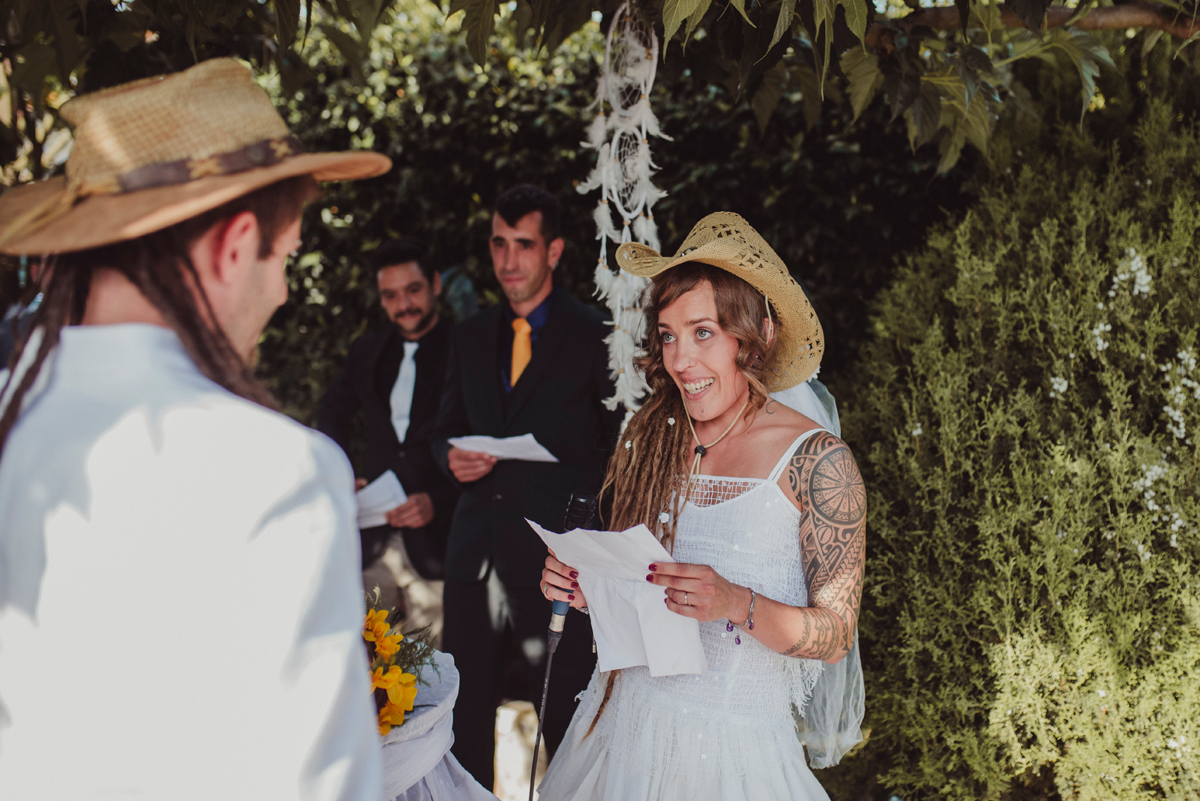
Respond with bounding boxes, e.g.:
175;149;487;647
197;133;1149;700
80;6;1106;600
1098;690;1107;698
625;440;632;450
912;424;923;437
659;512;670;523
668;417;676;426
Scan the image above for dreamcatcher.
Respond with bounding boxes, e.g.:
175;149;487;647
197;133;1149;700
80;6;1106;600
578;1;668;411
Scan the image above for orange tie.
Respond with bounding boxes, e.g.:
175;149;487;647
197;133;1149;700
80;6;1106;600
511;317;532;385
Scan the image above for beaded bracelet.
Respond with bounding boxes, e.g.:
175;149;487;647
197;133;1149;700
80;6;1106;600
726;588;756;645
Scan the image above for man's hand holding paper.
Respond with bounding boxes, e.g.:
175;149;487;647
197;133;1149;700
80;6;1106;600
529;520;707;677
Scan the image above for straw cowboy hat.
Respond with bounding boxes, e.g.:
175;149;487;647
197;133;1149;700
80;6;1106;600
616;211;824;391
0;58;391;255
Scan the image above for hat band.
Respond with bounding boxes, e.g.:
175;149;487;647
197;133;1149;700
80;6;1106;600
116;135;306;193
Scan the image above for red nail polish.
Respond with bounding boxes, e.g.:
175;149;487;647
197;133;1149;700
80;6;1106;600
570;571;578;579
571;581;579;589
648;564;657;572
567;594;575;601
646;574;654;582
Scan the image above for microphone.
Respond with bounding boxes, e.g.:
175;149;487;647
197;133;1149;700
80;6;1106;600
549;491;597;644
530;490;597;800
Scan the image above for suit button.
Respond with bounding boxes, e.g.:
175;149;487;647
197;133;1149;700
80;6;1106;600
398;450;406;458
493;493;503;501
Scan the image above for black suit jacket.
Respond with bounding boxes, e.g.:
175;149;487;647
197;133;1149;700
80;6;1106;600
432;291;623;587
317;317;458;579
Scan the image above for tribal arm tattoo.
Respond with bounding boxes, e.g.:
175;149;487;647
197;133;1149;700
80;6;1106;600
776;432;866;662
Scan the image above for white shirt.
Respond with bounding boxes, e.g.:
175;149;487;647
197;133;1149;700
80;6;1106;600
0;325;382;800
389;340;419;443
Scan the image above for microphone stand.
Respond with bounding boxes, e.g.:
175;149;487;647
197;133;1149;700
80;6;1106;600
529;491;596;801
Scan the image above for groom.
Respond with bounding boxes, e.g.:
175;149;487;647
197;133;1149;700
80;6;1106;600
0;60;389;799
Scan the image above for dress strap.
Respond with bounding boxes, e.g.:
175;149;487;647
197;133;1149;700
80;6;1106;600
766;428;826;483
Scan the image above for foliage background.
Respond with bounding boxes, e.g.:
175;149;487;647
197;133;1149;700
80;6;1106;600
255;4;976;423
827;44;1200;801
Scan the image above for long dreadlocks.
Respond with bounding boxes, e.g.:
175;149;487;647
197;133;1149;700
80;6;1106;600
587;261;780;735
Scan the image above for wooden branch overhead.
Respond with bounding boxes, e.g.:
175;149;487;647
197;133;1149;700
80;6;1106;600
865;0;1200;50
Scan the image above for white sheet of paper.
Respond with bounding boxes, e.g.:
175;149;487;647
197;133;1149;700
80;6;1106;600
527;519;707;677
356;470;407;528
448;433;558;463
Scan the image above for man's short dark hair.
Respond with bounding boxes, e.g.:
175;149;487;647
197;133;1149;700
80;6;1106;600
369;237;434;284
494;185;561;243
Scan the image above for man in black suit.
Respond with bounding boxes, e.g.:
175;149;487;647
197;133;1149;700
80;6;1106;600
433;186;622;787
318;239;457;634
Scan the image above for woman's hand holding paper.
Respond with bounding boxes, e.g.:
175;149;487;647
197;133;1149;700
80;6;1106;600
542;548;589;609
647;562;751;624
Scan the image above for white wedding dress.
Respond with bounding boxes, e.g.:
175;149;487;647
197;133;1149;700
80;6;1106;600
538;429;837;801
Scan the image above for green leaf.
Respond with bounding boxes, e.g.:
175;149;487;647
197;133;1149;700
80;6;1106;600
684;0;715;43
905;80;941;151
1008;0;1051;34
840;47;882;122
961;45;994;75
462;0;499;65
663;0;708;48
274;0;301;50
953;0;970;35
752;60;788;132
1141;29;1164;58
1047;29;1114;122
303;0;314;45
728;0;753;25
768;0;796;51
793;61;823;130
840;0;869;44
447;0;470;18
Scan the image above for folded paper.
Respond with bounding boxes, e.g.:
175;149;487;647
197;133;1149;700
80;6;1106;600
356;470;407;529
526;519;707;677
448;433;558;463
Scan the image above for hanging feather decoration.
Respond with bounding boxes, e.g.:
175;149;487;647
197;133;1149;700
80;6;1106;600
580;1;668;412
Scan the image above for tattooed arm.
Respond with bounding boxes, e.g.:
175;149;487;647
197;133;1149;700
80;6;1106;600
649;431;866;664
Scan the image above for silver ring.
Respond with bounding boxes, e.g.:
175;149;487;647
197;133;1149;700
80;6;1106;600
541;584;549;598
683;592;689;606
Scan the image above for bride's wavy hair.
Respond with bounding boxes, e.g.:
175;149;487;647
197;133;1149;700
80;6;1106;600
588;263;778;735
601;261;779;552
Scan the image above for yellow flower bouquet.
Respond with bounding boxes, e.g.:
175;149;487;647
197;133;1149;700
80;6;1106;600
363;589;437;736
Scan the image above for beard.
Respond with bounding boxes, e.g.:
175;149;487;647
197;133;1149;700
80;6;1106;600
394;306;437;336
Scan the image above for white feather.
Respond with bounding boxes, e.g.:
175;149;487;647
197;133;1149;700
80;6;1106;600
586;114;608;149
593;202;620;243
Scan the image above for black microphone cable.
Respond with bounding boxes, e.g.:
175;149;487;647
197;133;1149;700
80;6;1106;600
529;490;596;801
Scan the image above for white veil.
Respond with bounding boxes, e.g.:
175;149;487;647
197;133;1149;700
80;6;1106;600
769;379;865;769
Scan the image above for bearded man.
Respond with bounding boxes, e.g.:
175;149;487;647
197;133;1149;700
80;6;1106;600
0;60;389;799
318;237;457;639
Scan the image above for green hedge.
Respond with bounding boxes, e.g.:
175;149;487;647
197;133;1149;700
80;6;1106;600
839;97;1200;799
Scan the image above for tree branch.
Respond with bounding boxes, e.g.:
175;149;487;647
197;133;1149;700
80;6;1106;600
866;1;1200;50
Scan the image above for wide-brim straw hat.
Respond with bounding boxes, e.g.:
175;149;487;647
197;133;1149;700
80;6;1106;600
0;58;391;255
616;211;823;391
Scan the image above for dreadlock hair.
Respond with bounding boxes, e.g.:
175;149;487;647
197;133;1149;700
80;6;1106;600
587;261;779;736
0;174;319;461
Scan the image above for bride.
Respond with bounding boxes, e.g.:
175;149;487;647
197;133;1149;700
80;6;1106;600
538;213;865;800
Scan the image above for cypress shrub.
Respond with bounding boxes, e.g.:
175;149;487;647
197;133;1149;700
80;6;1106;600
840;100;1200;799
